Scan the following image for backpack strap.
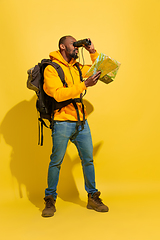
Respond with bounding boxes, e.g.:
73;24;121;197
74;62;83;81
49;62;68;87
74;62;87;97
41;61;67;86
38;118;50;146
74;62;86;129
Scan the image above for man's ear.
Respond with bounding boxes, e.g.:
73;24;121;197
60;43;65;50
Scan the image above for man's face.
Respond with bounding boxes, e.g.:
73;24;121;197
64;37;78;59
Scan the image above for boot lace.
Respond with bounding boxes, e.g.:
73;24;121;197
93;193;103;204
45;199;54;208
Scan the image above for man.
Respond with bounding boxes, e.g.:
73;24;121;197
42;35;109;217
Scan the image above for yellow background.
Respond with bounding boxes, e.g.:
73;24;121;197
0;0;160;239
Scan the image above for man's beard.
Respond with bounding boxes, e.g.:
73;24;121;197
70;50;79;59
66;47;78;59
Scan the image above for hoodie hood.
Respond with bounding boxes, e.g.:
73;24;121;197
49;50;77;66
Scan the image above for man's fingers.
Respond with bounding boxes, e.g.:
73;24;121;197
93;71;101;80
94;71;101;77
85;71;101;87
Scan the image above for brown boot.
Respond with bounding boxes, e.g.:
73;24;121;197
87;191;109;212
42;195;56;217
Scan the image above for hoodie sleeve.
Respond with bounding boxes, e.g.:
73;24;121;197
43;65;87;102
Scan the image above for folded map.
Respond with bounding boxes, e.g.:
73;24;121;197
85;53;121;84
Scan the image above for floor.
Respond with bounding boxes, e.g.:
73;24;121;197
1;182;160;240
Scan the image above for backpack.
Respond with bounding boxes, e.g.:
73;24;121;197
27;59;85;145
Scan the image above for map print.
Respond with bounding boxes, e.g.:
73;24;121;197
85;53;121;84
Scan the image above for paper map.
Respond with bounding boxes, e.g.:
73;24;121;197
85;53;121;84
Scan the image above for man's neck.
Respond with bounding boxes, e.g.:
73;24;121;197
60;50;72;63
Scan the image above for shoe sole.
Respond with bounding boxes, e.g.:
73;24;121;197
41;208;56;217
87;204;109;212
42;214;54;217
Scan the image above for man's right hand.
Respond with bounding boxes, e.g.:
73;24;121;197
84;71;101;87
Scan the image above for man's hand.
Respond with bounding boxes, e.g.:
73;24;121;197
84;38;96;54
85;71;101;87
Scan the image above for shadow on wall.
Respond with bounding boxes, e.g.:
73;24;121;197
0;96;103;211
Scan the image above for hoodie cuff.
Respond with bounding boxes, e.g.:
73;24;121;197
90;50;99;62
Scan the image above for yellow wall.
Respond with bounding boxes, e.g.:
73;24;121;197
0;0;160;239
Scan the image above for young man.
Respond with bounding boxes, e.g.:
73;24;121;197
42;35;109;217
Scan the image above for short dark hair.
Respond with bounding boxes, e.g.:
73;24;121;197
58;35;73;49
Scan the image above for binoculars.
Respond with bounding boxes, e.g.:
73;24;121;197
73;39;91;48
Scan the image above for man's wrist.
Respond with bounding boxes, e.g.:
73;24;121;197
84;80;89;88
89;49;96;54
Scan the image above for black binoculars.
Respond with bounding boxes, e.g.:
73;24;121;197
73;39;91;48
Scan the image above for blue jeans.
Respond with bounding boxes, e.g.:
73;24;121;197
45;120;98;200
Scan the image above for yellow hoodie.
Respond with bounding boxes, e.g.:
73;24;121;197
43;50;99;121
